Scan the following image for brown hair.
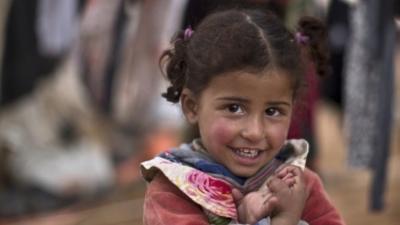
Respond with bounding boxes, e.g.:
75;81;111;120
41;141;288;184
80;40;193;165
160;9;329;103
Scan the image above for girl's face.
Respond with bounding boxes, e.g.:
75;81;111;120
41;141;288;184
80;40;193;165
181;70;294;177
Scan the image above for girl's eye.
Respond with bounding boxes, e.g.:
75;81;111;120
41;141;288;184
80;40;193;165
227;104;243;113
265;107;280;116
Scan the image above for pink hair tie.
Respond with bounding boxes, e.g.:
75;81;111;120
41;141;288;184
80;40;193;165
184;27;194;40
295;32;309;44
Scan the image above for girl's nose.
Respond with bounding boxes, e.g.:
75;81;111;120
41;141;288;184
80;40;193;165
240;116;265;142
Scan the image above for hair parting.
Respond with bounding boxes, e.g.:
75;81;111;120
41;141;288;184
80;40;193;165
160;9;330;103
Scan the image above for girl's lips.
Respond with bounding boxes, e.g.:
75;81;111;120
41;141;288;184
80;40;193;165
233;148;260;158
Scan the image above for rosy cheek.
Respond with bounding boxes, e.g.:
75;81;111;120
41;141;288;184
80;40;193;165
271;125;290;146
209;119;234;145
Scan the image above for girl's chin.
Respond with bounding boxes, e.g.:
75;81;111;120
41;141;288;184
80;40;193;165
228;154;270;177
229;166;260;178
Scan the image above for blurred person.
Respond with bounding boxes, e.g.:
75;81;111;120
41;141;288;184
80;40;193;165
0;0;112;218
80;0;188;156
141;8;344;225
1;0;84;106
97;0;190;182
0;55;115;217
0;0;180;217
0;0;186;209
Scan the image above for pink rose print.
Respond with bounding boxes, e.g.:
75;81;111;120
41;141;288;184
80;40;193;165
186;170;235;209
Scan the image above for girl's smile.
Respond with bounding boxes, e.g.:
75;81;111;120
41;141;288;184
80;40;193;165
229;146;266;166
182;70;293;177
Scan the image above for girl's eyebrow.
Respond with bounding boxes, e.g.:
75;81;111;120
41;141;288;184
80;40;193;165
267;101;292;107
216;97;291;107
216;96;249;103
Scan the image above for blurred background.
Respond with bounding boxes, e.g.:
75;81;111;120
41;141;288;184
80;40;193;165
0;0;398;225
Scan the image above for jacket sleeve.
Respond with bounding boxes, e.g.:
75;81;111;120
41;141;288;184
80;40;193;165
143;173;210;225
301;169;346;225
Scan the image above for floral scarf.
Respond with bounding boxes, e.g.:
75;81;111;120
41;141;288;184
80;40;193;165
141;139;308;224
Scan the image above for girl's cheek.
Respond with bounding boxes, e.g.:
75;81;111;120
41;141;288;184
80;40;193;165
271;124;290;146
209;119;235;144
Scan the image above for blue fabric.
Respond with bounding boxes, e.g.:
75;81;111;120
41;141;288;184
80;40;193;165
193;160;246;185
159;141;294;187
159;150;246;184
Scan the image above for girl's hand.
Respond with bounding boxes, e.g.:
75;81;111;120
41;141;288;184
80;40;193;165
268;166;308;225
275;165;297;187
232;188;277;225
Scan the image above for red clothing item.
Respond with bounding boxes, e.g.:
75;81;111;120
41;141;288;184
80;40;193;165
143;169;345;225
288;64;320;139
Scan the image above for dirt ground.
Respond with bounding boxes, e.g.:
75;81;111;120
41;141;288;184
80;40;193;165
315;102;400;225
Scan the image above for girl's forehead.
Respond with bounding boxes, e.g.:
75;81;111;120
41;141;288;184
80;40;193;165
201;70;293;99
210;70;291;89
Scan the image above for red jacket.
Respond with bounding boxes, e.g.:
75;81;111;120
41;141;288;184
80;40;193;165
143;168;345;225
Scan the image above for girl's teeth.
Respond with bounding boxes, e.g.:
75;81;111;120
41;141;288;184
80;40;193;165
234;148;259;158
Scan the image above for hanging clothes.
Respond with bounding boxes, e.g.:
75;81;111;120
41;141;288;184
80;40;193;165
344;0;396;211
1;0;58;105
1;0;80;106
36;0;79;56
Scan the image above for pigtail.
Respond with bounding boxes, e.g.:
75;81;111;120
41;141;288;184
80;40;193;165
295;17;330;77
159;28;192;103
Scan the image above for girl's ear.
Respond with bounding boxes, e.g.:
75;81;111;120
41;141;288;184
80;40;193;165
181;88;199;124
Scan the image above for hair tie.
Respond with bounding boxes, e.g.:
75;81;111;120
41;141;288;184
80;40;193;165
295;32;309;44
184;27;194;40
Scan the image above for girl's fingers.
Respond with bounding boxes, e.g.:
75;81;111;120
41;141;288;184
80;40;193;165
281;172;294;181
287;166;303;176
262;195;278;215
267;176;289;193
276;165;297;178
232;188;244;203
283;177;296;187
276;166;304;184
262;192;273;204
276;165;302;176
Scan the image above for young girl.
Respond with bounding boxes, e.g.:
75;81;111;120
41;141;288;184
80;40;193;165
141;8;345;225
